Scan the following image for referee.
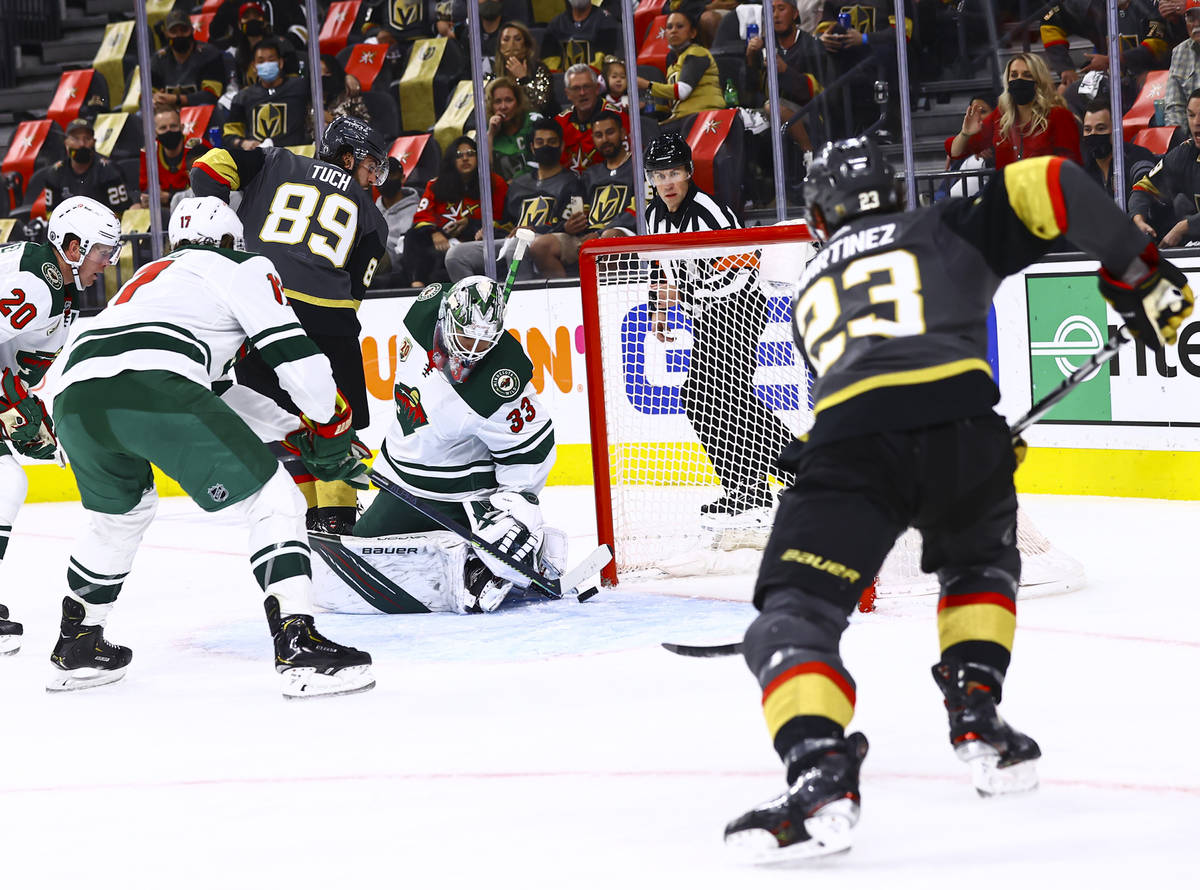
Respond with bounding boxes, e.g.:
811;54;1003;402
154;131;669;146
643;133;795;519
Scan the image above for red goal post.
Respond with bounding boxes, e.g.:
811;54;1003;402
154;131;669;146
578;223;816;587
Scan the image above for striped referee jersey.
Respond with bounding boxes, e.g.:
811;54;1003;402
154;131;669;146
645;183;751;303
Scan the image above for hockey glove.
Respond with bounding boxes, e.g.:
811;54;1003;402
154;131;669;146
1097;243;1194;351
282;392;368;489
0;369;58;461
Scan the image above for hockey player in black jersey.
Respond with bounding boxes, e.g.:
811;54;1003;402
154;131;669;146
724;137;1193;860
191;116;388;533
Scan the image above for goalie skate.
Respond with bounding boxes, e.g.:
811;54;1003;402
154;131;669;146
266;596;375;700
46;597;131;692
0;603;21;655
724;732;868;862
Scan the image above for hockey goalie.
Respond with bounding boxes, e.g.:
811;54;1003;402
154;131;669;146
302;274;567;614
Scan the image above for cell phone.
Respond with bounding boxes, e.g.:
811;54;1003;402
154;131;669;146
568;195;585;217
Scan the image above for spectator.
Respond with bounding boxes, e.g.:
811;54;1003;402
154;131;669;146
747;0;826;149
356;0;442;66
557;64;628;173
1080;99;1157;204
530;110;638;277
541;0;622;74
405;136;508;287
209;0;307;50
447;119;583;279
1130;88;1200;247
601;56;629;112
375;157;422;286
151;9;226;111
1165;3;1200;128
637;12;725;125
453;0;509;66
947;53;1081;171
321;54;369;127
42;118;131;215
225;2;302;88
492;22;556;117
224;38;313;149
485;78;542;181
945;94;994;199
138;108;211;210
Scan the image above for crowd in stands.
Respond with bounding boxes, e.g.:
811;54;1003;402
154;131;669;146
9;0;1200;296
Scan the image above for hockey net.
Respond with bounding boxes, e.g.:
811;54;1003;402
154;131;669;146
578;224;1085;599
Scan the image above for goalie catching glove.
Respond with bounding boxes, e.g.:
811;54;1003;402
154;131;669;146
0;369;58;460
1098;243;1194;351
282;391;368;488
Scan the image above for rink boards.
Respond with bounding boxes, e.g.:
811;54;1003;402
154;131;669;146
21;253;1200;502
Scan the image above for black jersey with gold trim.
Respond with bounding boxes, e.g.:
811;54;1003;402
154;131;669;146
225;77;312;148
794;157;1151;446
582;156;637;232
190;146;387;336
359;0;438;42
501;169;583;234
149;41;225;105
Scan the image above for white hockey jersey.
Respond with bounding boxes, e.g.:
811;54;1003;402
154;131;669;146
373;285;556;502
56;245;336;422
0;240;77;386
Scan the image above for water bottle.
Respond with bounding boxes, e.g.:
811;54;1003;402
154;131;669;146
746;22;759;41
206;126;222;149
1153;99;1165;128
837;11;852;31
724;78;739;108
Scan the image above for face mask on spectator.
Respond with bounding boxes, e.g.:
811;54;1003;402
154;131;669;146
256;61;281;82
1007;78;1036;106
532;145;560;166
1084;132;1113;159
170;35;194;54
242;19;266;37
69;146;93;165
158;130;184;151
480;0;503;17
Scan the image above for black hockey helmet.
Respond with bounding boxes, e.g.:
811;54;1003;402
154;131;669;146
644;131;693;176
803;136;901;239
320;115;389;186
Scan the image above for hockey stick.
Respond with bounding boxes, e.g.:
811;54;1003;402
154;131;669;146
365;469;610;602
1009;325;1130;441
498;228;535;306
662;328;1136;658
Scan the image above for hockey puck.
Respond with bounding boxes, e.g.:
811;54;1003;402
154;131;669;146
577;587;599;603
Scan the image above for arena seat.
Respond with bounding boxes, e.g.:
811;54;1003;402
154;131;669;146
190;13;215;44
398;37;466;133
2;120;66;207
633;0;662;44
637;16;670;77
684;108;744;211
47;69;110;131
1122;70;1168;142
388;133;440;192
1133;125;1176;156
340;42;393;92
319;0;363;57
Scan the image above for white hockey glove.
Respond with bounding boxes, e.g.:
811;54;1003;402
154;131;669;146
469;491;544;583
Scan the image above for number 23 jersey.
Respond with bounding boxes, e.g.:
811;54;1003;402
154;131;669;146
191;146;387;335
373;286;556;503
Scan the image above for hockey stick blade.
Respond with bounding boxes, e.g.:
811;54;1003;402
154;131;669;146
557;544;612;602
661;641;743;658
366;470;611;602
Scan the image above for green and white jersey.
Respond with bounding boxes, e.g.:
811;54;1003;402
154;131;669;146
57;245;336;421
0;241;77;386
374;285;556;502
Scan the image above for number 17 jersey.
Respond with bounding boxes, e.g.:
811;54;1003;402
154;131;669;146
191;146;387;335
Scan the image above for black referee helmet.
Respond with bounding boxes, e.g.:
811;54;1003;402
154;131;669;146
644;131;693;176
803;136;901;239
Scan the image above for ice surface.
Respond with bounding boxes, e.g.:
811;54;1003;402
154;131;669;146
0;489;1195;887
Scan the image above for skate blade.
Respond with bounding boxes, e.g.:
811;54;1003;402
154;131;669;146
725;798;859;863
0;635;21;655
957;742;1040;797
280;665;376;700
46;665;127;692
700;506;773;534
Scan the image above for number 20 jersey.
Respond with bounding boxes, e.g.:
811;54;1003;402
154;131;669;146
791;156;1150;446
191;147;387;335
373;286;556;504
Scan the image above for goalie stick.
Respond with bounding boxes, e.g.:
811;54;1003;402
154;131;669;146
662;326;1135;658
498;228;535;306
366;469;610;602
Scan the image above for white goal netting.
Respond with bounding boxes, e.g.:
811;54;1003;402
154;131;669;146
580;225;1085;599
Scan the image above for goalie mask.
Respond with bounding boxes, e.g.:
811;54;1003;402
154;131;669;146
431;276;504;383
47;196;121;290
168;197;245;251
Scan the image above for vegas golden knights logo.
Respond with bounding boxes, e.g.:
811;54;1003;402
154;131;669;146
254;102;288;140
563;39;592;69
518;196;554;228
840;5;877;33
589;184;629;226
391;0;421;28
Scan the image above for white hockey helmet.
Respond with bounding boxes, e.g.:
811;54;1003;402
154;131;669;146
432;275;504;383
47;196;122;287
169;196;245;251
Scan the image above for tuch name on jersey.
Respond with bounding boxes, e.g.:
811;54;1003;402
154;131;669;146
310;164;352;192
797;222;897;292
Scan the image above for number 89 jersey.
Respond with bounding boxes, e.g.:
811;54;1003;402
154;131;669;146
373;286;556;503
191;146;386;336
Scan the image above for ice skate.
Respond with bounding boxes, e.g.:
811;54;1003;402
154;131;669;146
462;556;512;613
312;506;358;536
932;660;1041;796
0;603;22;655
46;597;131;691
265;596;374;699
725;732;869;862
699;485;775;544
